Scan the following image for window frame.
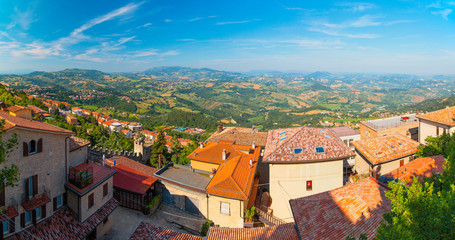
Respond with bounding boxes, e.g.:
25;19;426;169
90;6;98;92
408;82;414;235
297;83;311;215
220;201;230;215
28;140;37;154
24;211;32;225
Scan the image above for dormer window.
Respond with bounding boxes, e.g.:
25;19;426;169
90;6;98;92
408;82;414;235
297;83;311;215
294;148;303;154
315;147;325;153
29;140;37;154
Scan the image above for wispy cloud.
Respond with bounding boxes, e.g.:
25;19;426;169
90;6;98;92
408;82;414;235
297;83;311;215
308;28;378;38
432;9;452;20
188;16;217;22
164;19;172;22
74;54;104;62
134;49;180;57
285;7;304;11
160;50;180;56
7;6;38;30
216;20;258;25
337;2;376;12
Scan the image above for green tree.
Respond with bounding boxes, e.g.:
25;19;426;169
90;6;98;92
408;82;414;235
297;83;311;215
376;149;455;239
58;103;66;110
178;141;199;166
0;119;20;193
170;137;183;164
416;133;455;158
150;130;170;167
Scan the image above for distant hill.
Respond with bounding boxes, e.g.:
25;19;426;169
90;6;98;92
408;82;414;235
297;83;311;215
396;96;455;113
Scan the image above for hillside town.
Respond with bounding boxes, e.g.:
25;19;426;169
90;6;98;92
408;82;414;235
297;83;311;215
0;96;452;240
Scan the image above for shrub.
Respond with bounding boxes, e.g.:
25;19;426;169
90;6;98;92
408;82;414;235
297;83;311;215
201;219;212;236
244;206;258;222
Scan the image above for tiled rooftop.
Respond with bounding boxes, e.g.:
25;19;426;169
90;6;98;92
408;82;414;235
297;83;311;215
263;127;354;163
0;206;18;222
353;134;420;164
112;164;157;194
381;155;445;184
7;105;28;113
0;110;73;134
7;198;119;240
206;223;299;240
22;193;51;211
66;162;116;196
362;114;418;130
417;106;455;126
290;177;391;240
206;126;267;147
188;142;252;165
69;136;90;152
130;222;203;240
205;146;260;200
329;126;360;138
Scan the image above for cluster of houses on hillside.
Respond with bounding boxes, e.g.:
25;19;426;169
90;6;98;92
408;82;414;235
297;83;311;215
0;101;453;239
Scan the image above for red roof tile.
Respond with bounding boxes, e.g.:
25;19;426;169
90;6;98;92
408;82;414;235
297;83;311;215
290;177;391;240
353;134;420;164
417;106;455;126
382;155;445;184
21;193;51;211
206;223;299;240
206;127;267;147
0;110;73;134
264;127;354;163
130;222;203;240
188;142;251;165
7;198;119;240
112;164;157;194
0;206;18;222
106;156;158;176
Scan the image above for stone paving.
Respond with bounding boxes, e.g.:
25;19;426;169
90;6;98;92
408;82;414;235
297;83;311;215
100;204;206;240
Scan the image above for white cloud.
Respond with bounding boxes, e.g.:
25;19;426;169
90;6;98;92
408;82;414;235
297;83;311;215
160;50;180;57
7;6;38;30
308;28;378;38
74;54;104;62
188;16;217;22
135;49;159;57
285;7;303;11
337;2;376;12
164;19;172;22
432;9;452;20
216;20;257;25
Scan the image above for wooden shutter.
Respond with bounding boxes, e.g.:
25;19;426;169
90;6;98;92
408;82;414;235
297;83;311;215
37;138;43;153
53;197;57;211
0;185;5;206
20;213;25;228
0;221;3;239
63;192;67;206
25;178;30;200
41;204;46;218
9;217;15;233
103;183;108;197
32;209;36;225
32;175;38;196
23;142;28;157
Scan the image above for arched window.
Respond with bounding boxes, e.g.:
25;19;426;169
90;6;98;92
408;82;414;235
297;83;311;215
29;140;37;154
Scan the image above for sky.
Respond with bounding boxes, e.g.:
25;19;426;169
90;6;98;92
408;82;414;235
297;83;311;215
1;0;455;74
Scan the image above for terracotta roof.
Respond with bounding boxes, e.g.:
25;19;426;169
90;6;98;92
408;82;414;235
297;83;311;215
0;110;73;134
7;198;119;240
27;105;47;114
206;223;299;240
106;156;158;176
290;177;391;240
130;222;203;240
0;206;18;222
112;164;157;194
21;193;51;211
417;106;455;126
7;105;28;113
206;127;267;147
352;134;420;164
263;127;354;163
188;142;252;165
329;126;360;138
69;136;90;152
205;146;260;200
65;162;116;196
381;155;445;184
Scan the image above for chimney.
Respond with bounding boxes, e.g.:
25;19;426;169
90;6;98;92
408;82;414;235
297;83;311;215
252;141;256;149
200;142;204;149
158;154;162;169
222;149;226;160
218;124;223;133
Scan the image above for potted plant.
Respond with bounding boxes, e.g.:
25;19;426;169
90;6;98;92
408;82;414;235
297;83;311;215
244;206;258;227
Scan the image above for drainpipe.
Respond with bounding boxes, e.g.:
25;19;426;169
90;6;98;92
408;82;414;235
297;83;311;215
206;194;210;220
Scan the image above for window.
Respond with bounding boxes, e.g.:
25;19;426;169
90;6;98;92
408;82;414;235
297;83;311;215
315;147;325;153
436;127;439;136
103;183;108;197
293;148;303;154
306;181;312;191
324;135;332;139
343;167;353;176
56;195;62;208
24;211;32;225
400;160;404;167
279;131;286;135
35;207;41;220
279;136;287;141
88;193;94;209
2;220;8;235
27;176;33;199
28;140;37;154
220;202;230;215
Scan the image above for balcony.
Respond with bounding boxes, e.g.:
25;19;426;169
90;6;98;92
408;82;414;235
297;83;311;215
69;165;94;189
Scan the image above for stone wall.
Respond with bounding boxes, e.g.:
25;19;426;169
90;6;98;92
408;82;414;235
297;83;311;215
88;146;144;164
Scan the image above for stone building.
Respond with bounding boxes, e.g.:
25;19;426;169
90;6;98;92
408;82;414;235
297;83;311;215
417;106;455;144
360;114;419;141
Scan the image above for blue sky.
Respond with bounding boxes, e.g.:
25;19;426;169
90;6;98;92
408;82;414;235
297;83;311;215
1;0;455;74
